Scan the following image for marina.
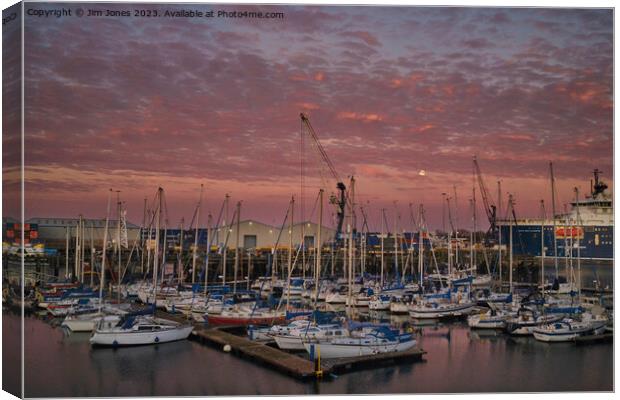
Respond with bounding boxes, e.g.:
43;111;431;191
2;124;615;396
2;3;614;397
3;310;612;397
2;117;615;396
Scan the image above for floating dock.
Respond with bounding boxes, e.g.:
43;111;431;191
156;311;426;380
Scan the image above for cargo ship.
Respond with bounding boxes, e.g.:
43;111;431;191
500;169;612;261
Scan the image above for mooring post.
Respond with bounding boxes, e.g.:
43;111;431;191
314;345;323;378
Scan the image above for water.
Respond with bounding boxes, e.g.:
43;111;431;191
4;312;612;397
543;261;613;290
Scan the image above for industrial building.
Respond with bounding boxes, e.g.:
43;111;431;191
24;217;141;249
3;217;335;252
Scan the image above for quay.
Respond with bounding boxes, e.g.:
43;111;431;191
156;310;426;380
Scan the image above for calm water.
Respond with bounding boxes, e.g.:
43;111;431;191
543;262;613;290
3;311;612;397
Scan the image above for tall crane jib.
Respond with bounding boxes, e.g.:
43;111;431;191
473;156;497;240
300;113;348;241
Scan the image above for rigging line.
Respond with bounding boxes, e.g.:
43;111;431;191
300;115;305;228
307;134;333;195
186;201;200;232
272;202;292;251
216;207;238;276
305;189;321;223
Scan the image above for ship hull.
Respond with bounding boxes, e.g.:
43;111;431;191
500;224;612;261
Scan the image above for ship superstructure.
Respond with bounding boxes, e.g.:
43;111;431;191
500;169;613;261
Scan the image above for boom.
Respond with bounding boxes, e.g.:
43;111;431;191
473;156;497;234
300;113;347;239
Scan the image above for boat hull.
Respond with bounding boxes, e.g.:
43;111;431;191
303;340;416;359
62;318;97;332
533;323;607;342
206;315;285;326
273;334;306;350
409;303;474;319
89;325;193;346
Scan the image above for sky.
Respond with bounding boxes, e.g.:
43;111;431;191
3;4;613;231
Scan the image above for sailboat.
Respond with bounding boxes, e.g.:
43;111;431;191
62;191;124;332
90;188;193;346
467;305;514;329
409;204;475;319
532;188;609;342
61;304;127;332
532;314;607;342
302;324;416;359
89;310;194;346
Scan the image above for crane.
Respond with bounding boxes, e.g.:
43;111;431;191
300;113;347;240
472;156;497;238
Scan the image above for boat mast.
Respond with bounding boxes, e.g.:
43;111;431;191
116;191;121;304
408;203;417;281
574;187;581;301
380;208;385;289
469;199;474;273
564;206;570;284
74;217;80;282
286;196;294;310
360;206;367;277
300;115;305;283
223;193;229;285
80;216;85;283
234;201;241;293
146;208;153;277
508;194;514;293
549;162;558;278
472;159;477;271
153;188;162;301
99;189;112;313
393;202;399;283
314;189;323;303
179;218;184;284
141;197;147;275
540;200;546;298
446;196;453;277
418;204;424;288
90;221;94;287
497;180;502;289
347;191;353;314
204;213;213;294
192;184;203;284
453;185;459;267
65;225;70;280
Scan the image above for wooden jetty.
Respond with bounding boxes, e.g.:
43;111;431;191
156;310;426;380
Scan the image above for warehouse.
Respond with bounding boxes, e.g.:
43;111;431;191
19;217;335;252
25;217;141;249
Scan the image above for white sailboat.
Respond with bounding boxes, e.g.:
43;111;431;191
90;188;194;347
302;325;416;359
467;306;514;329
532;313;608;342
89;314;193;346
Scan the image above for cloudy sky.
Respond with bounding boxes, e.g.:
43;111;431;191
6;4;613;230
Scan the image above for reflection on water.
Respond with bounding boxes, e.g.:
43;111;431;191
11;311;611;397
545;262;613;289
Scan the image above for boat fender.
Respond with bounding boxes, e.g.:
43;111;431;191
223;344;232;352
155;337;160;343
112;340;118;347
